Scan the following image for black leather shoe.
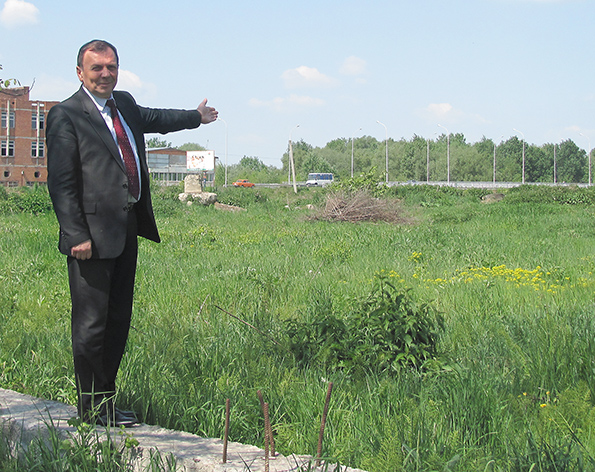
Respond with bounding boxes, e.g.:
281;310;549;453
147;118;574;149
96;409;139;427
115;408;139;423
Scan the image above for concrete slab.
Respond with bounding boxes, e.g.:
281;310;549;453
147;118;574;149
0;388;365;472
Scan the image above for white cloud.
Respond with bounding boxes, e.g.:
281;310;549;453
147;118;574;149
418;102;488;126
563;125;595;138
565;125;582;133
117;69;157;101
249;94;325;112
28;69;156;103
426;103;454;118
0;0;39;28
340;56;367;76
281;66;338;89
28;70;157;103
29;74;78;101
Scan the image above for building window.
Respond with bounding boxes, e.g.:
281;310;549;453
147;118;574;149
31;110;45;130
3;171;10;178
1;110;15;129
34;171;40;178
31;141;45;157
1;140;15;157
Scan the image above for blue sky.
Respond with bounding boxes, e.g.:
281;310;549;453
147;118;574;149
1;0;594;167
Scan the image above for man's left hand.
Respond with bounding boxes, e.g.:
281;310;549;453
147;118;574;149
197;99;218;124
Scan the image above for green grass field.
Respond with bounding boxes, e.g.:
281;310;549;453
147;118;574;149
2;184;595;471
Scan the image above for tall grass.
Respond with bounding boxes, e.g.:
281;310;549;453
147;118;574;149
3;185;595;470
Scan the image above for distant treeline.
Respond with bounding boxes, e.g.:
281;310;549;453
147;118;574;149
216;134;590;185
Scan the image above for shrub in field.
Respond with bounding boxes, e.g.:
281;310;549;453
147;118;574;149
285;272;444;375
149;181;185;217
505;185;595;205
351;272;444;371
285;304;351;369
392;185;489;206
329;167;389;197
0;185;53;214
215;186;269;208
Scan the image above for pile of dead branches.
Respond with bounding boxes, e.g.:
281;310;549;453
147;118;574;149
310;191;409;223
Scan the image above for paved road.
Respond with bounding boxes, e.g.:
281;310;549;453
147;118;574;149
251;181;590;189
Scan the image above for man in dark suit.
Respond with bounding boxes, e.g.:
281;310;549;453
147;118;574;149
47;39;218;426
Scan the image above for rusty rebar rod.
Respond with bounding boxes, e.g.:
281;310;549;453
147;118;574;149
258;390;276;456
263;400;276;457
264;402;270;472
222;398;230;463
316;382;334;467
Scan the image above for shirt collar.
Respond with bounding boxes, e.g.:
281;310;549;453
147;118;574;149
82;85;112;111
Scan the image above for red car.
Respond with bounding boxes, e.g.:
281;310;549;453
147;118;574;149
233;179;255;187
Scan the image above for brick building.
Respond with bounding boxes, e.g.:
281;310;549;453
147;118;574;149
0;86;59;187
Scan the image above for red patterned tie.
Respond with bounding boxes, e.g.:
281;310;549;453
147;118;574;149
106;99;140;200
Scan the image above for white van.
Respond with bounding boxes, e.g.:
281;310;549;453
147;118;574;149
306;173;334;187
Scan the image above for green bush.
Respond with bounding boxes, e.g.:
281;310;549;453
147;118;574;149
286;271;444;375
504;185;595;205
215;186;269;208
0;185;53;214
351;272;444;371
329;168;390;198
392;185;489;206
149;181;185;217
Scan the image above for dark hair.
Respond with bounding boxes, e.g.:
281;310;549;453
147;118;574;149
77;40;119;67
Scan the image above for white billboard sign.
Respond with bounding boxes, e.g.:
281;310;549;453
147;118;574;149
187;150;215;171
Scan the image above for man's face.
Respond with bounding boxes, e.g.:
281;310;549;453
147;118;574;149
76;48;118;99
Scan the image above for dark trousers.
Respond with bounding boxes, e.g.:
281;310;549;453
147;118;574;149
67;208;138;420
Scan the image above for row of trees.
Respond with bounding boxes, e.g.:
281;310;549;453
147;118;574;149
148;134;591;185
281;135;591;184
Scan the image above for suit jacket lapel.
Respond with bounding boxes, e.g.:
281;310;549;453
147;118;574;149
113;94;144;153
77;87;127;174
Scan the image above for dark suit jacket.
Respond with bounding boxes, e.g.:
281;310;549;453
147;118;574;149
47;87;202;259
